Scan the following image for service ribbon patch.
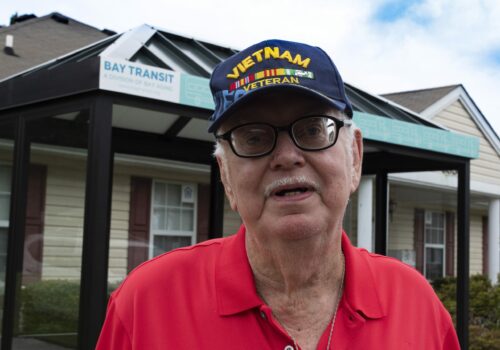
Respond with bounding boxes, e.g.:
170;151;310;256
229;69;315;91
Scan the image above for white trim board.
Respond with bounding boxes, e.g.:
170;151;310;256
389;172;500;198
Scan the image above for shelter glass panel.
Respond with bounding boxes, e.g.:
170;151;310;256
107;153;207;294
0;120;15;338
106;102;214;295
12;111;89;350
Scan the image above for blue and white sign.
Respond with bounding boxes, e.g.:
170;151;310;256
98;58;478;159
99;57;215;110
99;58;181;102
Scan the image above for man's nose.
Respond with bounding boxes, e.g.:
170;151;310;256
269;132;306;170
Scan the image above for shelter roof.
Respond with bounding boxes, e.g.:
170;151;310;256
0;24;479;159
1;24;439;128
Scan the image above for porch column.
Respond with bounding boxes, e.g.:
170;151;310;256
357;176;374;252
456;162;470;349
488;199;500;284
209;158;225;239
375;171;388;255
79;95;113;350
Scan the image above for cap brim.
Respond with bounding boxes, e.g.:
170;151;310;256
208;84;349;133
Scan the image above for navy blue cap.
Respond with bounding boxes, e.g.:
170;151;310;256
208;39;353;133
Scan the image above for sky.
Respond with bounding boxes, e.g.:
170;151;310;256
2;0;500;136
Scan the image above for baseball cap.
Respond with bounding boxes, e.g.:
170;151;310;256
208;39;353;133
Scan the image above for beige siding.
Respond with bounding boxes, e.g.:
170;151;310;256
118;164;210;185
35;154;86;281
470;213;483;275
108;173;131;283
222;198;241;237
434;101;500;185
35;152;133;282
388;201;414;251
344;191;358;246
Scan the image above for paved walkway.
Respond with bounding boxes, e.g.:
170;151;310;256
12;337;69;349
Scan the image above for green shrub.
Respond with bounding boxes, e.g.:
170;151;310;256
432;274;500;349
469;325;500;350
19;279;123;348
21;280;80;335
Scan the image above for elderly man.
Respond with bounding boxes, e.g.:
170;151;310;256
96;40;460;350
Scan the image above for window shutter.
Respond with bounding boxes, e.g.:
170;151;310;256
482;216;488;276
414;209;425;274
445;211;455;276
23;164;47;284
127;177;152;273
197;183;210;243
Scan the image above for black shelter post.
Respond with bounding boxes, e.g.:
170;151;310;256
1;116;29;350
456;161;470;349
78;95;114;350
375;171;388;255
209;158;225;239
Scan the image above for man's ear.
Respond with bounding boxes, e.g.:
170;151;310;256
216;154;238;212
350;128;363;194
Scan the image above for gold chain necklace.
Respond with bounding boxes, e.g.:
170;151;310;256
285;251;345;350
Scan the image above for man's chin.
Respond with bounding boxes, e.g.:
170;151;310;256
260;214;327;241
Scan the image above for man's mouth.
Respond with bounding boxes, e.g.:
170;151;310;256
264;176;320;199
274;187;310;197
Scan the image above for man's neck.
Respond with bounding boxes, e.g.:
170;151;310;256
245;227;344;295
245;229;345;350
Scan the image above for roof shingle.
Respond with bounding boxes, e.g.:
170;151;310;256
382;85;461;113
0;12;110;80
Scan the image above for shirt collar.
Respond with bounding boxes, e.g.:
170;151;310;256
341;233;386;319
215;225;386;319
215;225;263;316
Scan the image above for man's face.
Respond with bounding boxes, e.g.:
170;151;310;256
216;91;363;242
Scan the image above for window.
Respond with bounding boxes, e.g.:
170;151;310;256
0;165;10;224
150;181;197;257
0;165;11;283
424;211;445;280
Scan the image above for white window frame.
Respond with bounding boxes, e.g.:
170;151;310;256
149;180;197;258
423;211;446;280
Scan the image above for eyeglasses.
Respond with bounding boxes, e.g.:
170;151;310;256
215;115;352;158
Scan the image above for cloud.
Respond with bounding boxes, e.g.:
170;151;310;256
331;0;500;134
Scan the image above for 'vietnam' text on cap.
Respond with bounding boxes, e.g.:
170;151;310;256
208;39;353;133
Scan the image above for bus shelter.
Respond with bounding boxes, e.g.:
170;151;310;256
0;25;478;349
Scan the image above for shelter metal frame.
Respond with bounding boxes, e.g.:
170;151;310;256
0;91;471;349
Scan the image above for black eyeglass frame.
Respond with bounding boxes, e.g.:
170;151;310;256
215;115;352;158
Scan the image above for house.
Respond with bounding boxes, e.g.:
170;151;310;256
0;12;114;80
0;14;485;350
382;86;500;283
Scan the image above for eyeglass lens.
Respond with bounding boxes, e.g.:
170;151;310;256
230;116;338;157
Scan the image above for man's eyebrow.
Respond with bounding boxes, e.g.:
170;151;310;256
222;117;253;129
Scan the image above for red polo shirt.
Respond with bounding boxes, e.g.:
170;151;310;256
96;226;459;349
